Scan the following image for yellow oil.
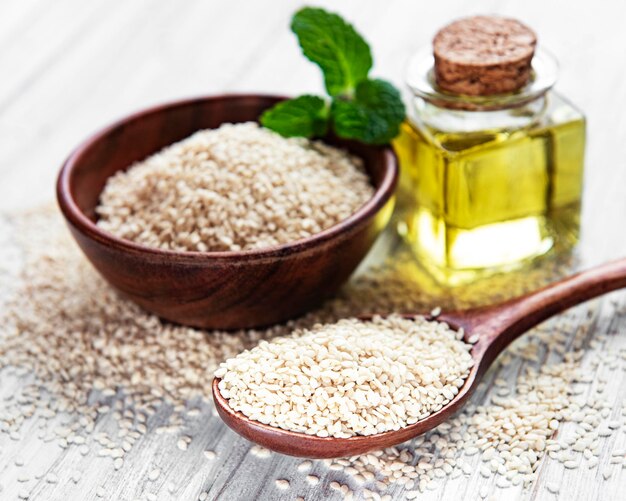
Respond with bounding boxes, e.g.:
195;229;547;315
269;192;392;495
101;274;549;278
393;93;585;285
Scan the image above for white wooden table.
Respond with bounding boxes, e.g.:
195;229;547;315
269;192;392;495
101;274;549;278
1;1;626;500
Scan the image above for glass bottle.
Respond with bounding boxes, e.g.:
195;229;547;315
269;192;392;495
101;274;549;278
393;43;586;286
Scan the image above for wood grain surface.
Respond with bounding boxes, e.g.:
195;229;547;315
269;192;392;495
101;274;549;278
1;1;626;500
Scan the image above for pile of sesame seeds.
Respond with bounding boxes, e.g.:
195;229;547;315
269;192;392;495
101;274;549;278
95;122;374;252
0;210;281;496
1;207;625;500
216;315;474;437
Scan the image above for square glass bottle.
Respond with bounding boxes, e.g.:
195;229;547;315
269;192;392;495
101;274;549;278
394;44;585;285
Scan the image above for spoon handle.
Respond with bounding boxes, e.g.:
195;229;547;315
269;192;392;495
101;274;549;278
450;258;626;363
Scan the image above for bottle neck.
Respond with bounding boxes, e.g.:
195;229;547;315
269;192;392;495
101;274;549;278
408;92;549;133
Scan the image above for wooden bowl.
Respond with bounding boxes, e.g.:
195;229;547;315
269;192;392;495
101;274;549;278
56;94;397;330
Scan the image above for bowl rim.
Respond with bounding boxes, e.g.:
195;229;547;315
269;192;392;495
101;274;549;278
56;93;398;263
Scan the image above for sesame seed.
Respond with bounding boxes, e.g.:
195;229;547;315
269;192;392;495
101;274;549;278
250;445;272;458
467;334;480;344
546;482;559;493
306;475;319;486
275;479;290;490
297;461;311;472
496;477;510;488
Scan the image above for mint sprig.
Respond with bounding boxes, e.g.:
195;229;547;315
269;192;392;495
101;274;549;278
260;95;329;138
290;7;372;97
332;79;405;145
260;7;405;145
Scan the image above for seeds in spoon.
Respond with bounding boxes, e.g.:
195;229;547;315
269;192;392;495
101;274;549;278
215;315;473;438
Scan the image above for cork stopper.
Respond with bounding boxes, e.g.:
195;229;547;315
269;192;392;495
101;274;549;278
433;16;537;96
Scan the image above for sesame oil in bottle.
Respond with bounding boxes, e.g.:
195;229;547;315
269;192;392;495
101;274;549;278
394;17;585;285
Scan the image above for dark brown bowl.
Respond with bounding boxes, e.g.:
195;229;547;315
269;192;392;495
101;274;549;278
56;94;397;330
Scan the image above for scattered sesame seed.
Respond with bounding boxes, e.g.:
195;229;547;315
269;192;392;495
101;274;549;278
250;445;272;458
546;482;560;493
306;475;320;486
496;477;510;488
275;479;290;490
45;473;59;484
297;461;312;472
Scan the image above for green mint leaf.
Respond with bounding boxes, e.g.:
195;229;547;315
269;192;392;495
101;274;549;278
291;7;372;97
260;95;329;138
331;78;405;145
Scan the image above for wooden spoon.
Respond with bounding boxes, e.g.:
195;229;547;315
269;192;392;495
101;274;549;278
212;258;626;459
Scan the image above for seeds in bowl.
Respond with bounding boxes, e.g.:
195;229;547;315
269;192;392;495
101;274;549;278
214;315;474;438
95;122;374;252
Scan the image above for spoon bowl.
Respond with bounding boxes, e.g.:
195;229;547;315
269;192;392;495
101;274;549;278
213;258;626;458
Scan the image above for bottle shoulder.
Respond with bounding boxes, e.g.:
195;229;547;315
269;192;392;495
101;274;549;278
406;91;585;154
